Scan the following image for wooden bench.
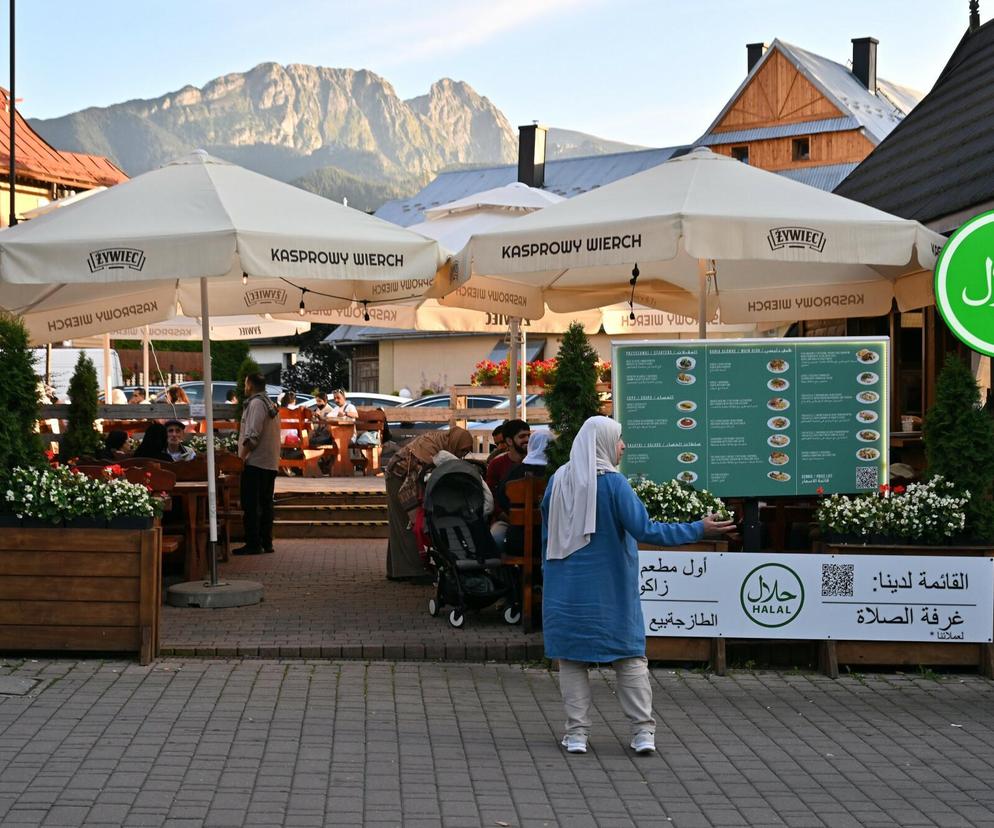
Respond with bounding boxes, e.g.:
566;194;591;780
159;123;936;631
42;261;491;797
278;407;325;477
352;408;386;476
502;475;547;633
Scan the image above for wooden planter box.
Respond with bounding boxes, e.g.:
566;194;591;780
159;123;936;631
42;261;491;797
816;542;994;678
0;527;162;665
639;540;731;672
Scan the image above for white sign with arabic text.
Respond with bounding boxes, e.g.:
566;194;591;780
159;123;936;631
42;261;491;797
639;552;993;642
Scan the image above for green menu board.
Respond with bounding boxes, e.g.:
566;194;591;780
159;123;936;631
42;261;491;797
614;337;889;497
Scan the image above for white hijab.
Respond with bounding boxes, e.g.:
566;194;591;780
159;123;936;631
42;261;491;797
546;416;621;561
522;431;551;466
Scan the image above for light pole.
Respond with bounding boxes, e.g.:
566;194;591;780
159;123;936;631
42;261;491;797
7;0;15;227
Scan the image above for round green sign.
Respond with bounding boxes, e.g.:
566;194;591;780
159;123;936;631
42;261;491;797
935;210;994;357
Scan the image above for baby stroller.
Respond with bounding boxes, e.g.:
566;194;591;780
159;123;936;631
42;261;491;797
422;459;517;629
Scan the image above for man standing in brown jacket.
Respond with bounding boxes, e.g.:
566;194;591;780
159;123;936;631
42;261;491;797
235;373;281;555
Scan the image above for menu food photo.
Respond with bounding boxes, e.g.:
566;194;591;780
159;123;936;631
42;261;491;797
614;337;889;497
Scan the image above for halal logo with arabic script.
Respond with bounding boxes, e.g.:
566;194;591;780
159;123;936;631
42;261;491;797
740;563;804;628
935;210;994;357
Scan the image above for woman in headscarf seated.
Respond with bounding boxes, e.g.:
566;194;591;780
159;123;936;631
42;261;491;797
384;427;474;582
133;422;173;463
542;416;734;757
495;430;552;554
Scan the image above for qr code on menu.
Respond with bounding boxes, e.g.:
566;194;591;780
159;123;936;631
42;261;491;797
821;563;855;597
856;466;878;489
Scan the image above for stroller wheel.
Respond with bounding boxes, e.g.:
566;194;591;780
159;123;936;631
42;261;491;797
428;597;439;617
448;609;465;629
503;605;521;625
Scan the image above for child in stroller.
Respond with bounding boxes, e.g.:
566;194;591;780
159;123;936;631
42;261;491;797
420;455;517;628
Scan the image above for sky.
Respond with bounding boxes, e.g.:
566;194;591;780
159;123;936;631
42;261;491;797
1;0;986;148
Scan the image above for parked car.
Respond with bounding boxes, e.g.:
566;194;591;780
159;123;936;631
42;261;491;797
300;392;408;410
98;385;167;403
464;395;550;430
395;392;507;433
152;380;284;406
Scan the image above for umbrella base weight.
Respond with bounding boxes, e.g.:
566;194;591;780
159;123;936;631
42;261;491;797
166;580;264;608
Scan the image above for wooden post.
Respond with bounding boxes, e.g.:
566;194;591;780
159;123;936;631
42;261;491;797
508;318;520;419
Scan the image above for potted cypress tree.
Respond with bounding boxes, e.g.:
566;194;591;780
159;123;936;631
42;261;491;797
544;322;602;470
924;354;994;543
0;313;45;524
59;353;104;462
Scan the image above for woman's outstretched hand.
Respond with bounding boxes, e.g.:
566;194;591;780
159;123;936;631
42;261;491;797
702;513;737;538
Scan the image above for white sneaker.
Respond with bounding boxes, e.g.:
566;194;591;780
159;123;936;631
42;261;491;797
561;734;588;754
630;732;656;754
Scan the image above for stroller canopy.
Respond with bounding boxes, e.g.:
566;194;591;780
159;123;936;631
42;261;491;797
423;459;486;518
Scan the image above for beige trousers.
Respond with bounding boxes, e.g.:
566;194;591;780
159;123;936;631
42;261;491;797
558;657;655;738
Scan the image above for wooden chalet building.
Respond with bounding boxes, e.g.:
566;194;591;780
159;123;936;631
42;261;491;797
0;87;127;225
696;38;922;191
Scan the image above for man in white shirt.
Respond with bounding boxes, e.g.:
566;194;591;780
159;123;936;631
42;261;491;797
332;389;358;419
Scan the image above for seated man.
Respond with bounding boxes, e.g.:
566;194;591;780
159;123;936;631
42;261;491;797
485;419;530;547
486;423;507;463
331;388;359;420
128;388;147;404
164;419;197;462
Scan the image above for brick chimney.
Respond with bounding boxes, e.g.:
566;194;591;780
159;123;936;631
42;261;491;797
851;37;879;92
747;42;767;73
517;124;547;189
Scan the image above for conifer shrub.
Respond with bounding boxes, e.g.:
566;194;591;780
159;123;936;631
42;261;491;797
60;353;104;461
923;354;994;541
545;322;602;470
0;313;44;482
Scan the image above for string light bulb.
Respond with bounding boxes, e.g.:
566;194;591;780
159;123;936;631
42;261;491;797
242;272;248;285
362;300;370;322
298;288;307;316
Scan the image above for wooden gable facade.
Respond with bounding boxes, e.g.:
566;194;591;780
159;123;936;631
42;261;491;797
707;47;875;172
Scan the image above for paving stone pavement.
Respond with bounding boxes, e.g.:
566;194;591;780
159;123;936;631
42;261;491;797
162;539;544;661
0;659;993;827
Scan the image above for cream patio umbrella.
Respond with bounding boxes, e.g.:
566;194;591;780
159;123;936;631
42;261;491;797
447;147;946;335
0;150;450;602
283;182;600;418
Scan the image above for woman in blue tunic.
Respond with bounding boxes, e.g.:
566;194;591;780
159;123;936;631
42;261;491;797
542;416;734;755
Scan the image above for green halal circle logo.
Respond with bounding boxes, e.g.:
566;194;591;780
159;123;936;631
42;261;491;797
935;210;994;357
739;563;804;628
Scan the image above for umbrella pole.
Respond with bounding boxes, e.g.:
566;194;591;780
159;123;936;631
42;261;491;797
520;327;527;421
508;318;519;419
697;259;708;340
200;276;220;587
142;326;150;398
103;333;113;402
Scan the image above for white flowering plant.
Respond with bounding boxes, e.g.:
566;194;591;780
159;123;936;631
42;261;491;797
816;476;968;545
629;475;731;523
186;433;238;455
4;463;162;523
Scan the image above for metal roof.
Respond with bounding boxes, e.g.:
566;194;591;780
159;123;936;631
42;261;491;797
696;117;859;146
323;325;485;345
835;19;994;227
775;163;860;192
375;145;690;226
698;40;923;146
0;88;128;191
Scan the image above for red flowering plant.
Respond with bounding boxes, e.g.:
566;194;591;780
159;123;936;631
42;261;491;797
596;360;613;384
470;359;510;386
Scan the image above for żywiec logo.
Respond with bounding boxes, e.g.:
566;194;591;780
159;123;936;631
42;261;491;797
935;210;994;357
243;288;288;308
87;248;146;273
767;226;826;253
739;563;804;628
